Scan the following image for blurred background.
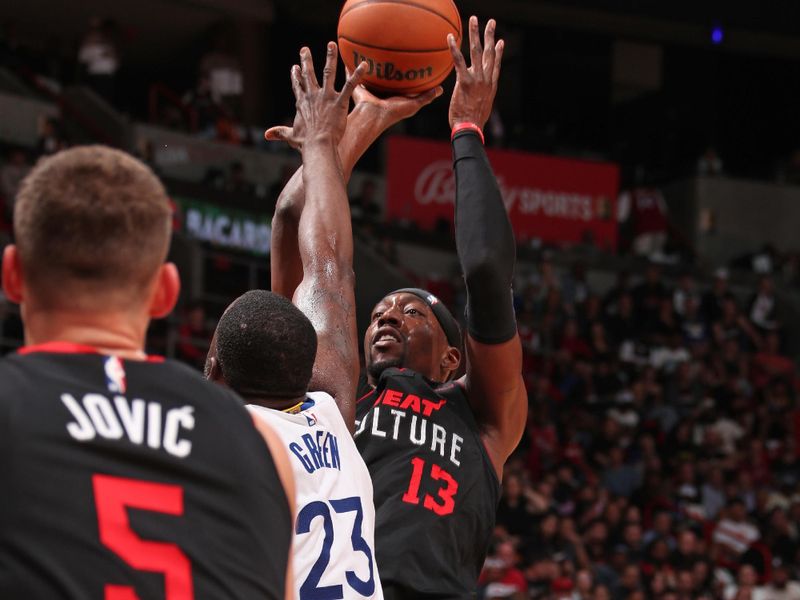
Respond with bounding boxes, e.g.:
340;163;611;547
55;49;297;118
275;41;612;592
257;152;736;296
1;1;799;598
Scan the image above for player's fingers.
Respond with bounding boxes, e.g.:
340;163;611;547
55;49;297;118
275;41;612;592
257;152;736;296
492;39;505;84
339;61;368;105
322;41;338;91
290;65;304;100
414;86;444;107
483;19;497;77
264;126;293;142
468;16;482;70
299;47;319;91
448;33;468;76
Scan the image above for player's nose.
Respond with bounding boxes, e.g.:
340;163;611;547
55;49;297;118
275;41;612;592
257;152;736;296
377;306;402;327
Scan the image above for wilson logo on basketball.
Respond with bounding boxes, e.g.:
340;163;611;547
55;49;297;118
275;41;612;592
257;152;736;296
352;51;433;82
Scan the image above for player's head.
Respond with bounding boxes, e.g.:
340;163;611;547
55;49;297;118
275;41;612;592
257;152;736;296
364;288;461;384
205;290;318;404
2;146;179;322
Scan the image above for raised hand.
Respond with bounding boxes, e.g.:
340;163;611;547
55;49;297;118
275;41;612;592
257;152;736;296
265;42;367;149
349;80;443;131
446;16;504;130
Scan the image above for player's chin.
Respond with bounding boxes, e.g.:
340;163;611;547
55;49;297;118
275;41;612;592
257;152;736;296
366;355;405;381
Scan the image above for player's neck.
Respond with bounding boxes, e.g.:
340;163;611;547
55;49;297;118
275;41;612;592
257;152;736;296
247;395;308;413
22;307;149;360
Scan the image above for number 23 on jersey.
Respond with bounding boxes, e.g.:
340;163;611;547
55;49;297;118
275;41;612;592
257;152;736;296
296;496;376;600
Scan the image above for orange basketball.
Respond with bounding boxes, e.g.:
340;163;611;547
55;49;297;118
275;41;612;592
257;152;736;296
338;0;462;95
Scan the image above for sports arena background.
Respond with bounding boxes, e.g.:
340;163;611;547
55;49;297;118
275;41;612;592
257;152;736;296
1;1;800;598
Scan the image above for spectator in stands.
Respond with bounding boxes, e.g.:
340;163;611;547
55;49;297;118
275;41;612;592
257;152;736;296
632;263;667;329
713;499;761;562
748;276;779;334
712;295;761;352
723;563;760;600
617;188;670;258
480;541;528;598
759;560;800;600
496;472;538;539
183;72;223;135
77;17;119;102
199;24;243;119
36;116;67;156
224;161;254;195
176;301;211;369
698;146;724;177
702;267;732;325
673;272;698;317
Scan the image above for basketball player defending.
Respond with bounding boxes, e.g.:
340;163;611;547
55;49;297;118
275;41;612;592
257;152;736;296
206;45;388;599
271;17;527;599
0;147;295;599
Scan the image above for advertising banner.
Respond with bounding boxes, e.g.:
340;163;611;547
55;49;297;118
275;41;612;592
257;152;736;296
173;196;271;256
386;136;620;249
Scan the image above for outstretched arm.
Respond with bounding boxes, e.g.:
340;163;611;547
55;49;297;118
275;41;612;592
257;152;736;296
450;18;527;479
269;86;441;299
272;43;367;432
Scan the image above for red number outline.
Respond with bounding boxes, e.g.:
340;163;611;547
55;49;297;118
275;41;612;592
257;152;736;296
93;474;193;600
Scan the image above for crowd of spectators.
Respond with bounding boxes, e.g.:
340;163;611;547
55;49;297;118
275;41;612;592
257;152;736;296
476;261;800;600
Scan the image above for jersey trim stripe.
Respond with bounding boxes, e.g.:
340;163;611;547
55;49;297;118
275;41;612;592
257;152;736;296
18;341;165;362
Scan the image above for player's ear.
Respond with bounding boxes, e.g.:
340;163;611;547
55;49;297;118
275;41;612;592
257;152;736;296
148;262;180;319
2;245;24;304
441;345;461;378
205;355;223;382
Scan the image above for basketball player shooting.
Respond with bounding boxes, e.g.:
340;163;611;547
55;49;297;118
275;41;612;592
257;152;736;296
0;147;295;599
206;45;387;599
269;16;527;600
352;17;527;599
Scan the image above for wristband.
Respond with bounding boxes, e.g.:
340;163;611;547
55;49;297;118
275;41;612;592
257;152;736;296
451;122;485;145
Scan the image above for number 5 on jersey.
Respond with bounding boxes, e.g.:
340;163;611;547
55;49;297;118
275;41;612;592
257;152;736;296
93;474;193;600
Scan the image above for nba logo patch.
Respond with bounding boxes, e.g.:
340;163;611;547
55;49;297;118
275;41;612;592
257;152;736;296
104;356;127;394
305;412;318;427
427;294;439;305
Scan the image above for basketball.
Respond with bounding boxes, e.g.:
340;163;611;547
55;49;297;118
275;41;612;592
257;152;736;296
337;0;462;95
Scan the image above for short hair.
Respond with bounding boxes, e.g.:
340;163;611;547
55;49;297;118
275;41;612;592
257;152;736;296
14;146;171;308
215;290;318;398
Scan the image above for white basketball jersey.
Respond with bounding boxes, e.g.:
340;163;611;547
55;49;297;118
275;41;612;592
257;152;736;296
248;392;383;600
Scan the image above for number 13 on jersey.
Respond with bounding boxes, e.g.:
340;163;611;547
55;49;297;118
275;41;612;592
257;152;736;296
402;457;458;516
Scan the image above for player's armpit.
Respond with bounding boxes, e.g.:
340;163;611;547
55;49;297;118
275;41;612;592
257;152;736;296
461;333;527;479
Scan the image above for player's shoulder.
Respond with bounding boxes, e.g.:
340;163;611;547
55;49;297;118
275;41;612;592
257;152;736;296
136;358;245;406
305;391;349;428
305;390;336;408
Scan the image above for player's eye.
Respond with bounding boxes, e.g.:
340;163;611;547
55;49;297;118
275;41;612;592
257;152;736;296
372;312;383;321
406;308;420;316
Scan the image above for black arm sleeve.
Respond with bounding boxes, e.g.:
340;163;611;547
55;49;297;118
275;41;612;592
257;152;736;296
453;130;517;344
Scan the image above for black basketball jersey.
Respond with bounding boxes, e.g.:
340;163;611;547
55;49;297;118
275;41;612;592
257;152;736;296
0;343;291;599
355;368;500;599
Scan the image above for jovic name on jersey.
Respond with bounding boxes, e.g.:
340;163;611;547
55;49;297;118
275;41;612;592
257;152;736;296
0;345;291;600
248;391;383;600
355;368;500;599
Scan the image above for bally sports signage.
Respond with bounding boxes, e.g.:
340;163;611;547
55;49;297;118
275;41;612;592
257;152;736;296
386;136;620;249
173;197;271;256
